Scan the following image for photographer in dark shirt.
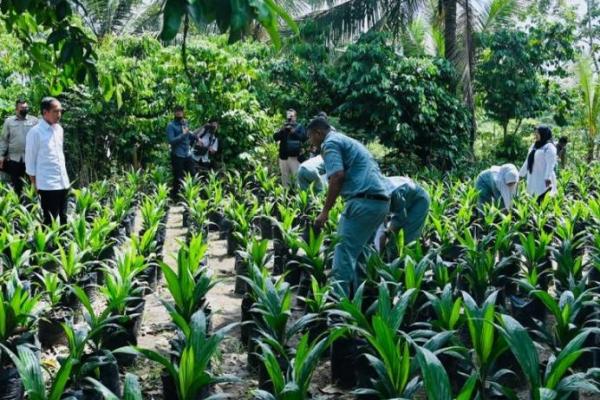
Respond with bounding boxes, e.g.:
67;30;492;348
273;109;307;187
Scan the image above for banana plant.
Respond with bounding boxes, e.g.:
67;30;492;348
1;344;74;400
119;310;238;400
499;314;600;400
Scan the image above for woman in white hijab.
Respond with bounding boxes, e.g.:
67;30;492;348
475;164;520;210
519;125;557;203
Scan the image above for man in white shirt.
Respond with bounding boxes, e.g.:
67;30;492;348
25;97;70;225
0;99;38;196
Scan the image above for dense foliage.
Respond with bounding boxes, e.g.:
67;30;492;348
334;33;472;172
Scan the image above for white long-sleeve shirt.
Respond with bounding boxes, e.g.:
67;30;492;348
25;119;70;191
519;143;557;197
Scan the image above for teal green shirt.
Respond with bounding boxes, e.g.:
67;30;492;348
475;170;500;204
386;177;430;231
321;131;387;200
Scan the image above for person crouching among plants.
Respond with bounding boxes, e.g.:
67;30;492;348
297;155;326;193
519;125;558;204
309;116;390;297
475;164;520;211
374;176;430;257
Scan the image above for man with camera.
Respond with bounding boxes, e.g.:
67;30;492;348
273;109;307;187
0;99;38;197
192;119;219;170
166;105;195;200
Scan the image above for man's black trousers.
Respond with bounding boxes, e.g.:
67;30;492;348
4;160;26;196
171;155;195;199
39;189;69;226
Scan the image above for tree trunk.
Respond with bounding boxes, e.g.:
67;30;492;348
588;132;595;162
587;0;600;74
503;122;508;142
443;0;457;60
464;0;477;146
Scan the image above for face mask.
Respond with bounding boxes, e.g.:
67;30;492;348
19;109;28;118
175;116;184;121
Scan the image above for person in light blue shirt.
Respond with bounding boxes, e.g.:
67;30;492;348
297;155;326;192
166;105;195;200
374;177;430;256
310;117;389;296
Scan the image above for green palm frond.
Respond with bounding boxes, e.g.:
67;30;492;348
300;0;418;44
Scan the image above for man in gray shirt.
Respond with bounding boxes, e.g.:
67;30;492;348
0;99;38;196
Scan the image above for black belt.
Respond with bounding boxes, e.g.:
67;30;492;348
352;192;389;201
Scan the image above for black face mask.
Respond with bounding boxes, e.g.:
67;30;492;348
175;116;184;121
19;109;28;118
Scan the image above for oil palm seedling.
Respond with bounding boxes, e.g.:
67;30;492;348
527;288;595;351
236;238;270;294
36;271;72;348
99;266;145;365
254;332;343;400
1;344;74;400
461;290;512;399
0;274;41;349
424;284;463;332
119;310;237;400
297;228;328;285
552;218;586;289
160;240;216;325
500;314;600;399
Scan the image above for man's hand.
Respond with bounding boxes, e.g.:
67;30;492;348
209;149;217;154
315;211;329;229
545;179;552;188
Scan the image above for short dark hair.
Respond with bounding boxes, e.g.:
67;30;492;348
173;105;184;112
559;136;568;144
287;108;296;114
307;117;331;133
208;118;218;124
16;99;27;107
41;97;59;112
316;111;328;119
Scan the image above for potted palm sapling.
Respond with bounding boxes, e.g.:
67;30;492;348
119;310;238;400
36;271;70;348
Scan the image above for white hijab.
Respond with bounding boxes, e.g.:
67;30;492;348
492;164;519;210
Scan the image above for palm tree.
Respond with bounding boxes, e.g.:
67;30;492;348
300;0;521;146
576;57;600;161
71;0;161;38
